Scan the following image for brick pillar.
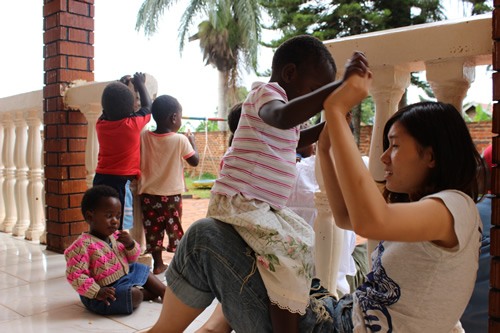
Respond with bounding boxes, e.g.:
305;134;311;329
43;0;94;253
492;4;500;332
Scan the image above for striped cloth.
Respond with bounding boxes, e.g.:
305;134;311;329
211;82;299;210
209;82;314;314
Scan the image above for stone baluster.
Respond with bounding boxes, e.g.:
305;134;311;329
0;120;6;230
0;113;16;233
313;149;344;297
12;111;29;237
367;66;411;266
426;59;475;113
79;104;101;188
25;110;45;242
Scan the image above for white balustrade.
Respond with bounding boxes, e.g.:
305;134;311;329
0;112;16;233
25;109;45;241
316;14;492;274
12;111;29;237
0;90;44;241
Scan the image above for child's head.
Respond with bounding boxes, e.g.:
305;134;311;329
382;101;485;203
152;95;183;132
81;185;121;239
271;35;337;100
101;82;135;121
227;102;242;146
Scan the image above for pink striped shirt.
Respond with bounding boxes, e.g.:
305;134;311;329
212;82;299;209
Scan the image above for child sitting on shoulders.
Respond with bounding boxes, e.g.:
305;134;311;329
138;95;199;275
93;72;152;230
205;34;367;328
64;185;166;315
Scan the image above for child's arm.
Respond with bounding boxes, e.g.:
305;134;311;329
297;122;325;149
259;52;368;130
65;244;102;299
132;72;152;112
185;129;199;167
116;230;141;262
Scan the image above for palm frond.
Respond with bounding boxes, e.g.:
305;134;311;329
135;0;178;36
178;0;206;51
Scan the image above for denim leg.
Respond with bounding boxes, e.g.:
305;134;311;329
166;218;273;333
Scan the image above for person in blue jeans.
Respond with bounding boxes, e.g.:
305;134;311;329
460;144;492;332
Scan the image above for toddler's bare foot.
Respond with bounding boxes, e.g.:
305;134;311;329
153;263;169;275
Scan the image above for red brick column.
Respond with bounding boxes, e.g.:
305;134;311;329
43;0;94;253
492;4;500;332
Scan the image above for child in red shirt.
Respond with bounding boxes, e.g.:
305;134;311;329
93;72;152;229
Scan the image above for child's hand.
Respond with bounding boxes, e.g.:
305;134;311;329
96;287;116;306
132;72;146;87
185;129;195;143
117;230;135;250
119;75;132;86
342;52;369;82
323;71;372;115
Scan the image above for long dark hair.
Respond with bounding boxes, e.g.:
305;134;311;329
382;101;486;203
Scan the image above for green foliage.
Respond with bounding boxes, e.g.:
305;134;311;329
360;96;375;125
474;104;492;122
195;120;220;132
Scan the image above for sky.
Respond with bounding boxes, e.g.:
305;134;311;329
0;0;493;122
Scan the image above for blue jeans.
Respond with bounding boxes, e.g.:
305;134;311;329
166;218;273;333
166;218;354;332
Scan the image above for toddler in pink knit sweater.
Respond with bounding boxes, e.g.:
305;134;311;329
64;185;166;315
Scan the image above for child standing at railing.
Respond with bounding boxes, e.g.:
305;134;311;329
138;95;199;275
93;72;152;230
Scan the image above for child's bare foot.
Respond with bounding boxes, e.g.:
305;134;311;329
153;263;169;275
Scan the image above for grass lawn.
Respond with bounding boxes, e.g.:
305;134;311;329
184;174;214;199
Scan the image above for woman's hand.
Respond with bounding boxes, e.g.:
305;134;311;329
323;71;372;116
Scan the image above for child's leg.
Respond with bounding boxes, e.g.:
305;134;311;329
141;193;169;274
165;194;185;252
148;287;205;333
142;271;167;301
195;303;232;333
131;286;145;309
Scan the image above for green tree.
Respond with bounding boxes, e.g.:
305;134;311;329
261;0;491;143
135;0;262;129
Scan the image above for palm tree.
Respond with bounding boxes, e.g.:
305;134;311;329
135;0;262;129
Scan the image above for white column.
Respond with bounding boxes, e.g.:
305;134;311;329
25;110;45;242
313;150;344;297
426;59;475;113
79;104;100;188
0;121;6;229
369;66;411;181
12;111;29;237
367;66;411;265
0;113;17;233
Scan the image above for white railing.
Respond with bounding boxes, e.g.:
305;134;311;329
0;15;492;259
0;90;45;242
315;14;492;290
